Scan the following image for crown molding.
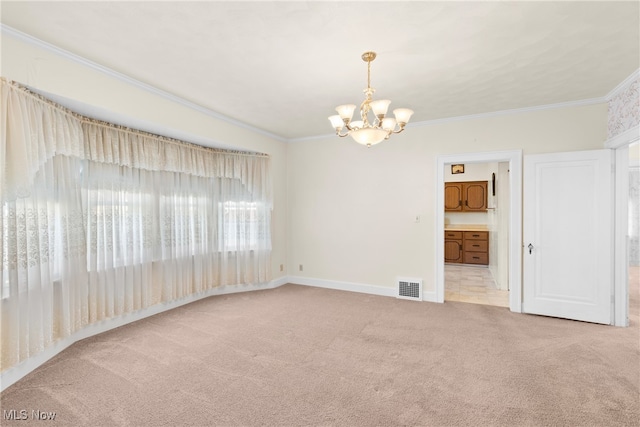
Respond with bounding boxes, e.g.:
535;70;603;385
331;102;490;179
606;68;640;101
3;24;633;144
288;133;337;143
408;97;607;129
289;98;608;143
605;125;640;149
1;24;288;143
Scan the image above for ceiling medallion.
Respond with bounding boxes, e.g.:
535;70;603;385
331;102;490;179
328;51;414;147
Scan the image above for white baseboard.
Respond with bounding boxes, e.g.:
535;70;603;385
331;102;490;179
287;275;396;297
287;275;439;303
421;289;438;303
0;277;287;392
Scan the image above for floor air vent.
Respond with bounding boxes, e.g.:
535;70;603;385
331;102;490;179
397;277;422;301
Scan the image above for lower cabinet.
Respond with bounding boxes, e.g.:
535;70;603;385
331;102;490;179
445;230;489;265
444;231;463;263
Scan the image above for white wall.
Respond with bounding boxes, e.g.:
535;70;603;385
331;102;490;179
288;104;608;293
1;32;289;280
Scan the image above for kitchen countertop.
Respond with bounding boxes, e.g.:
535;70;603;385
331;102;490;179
444;224;488;232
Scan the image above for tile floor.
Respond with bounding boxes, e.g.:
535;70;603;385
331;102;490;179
445;264;509;307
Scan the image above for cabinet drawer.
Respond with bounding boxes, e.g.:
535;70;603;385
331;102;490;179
464;240;488;253
464;252;488;265
464;231;488;241
444;231;463;239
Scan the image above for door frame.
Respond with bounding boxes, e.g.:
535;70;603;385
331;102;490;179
607;126;639;327
435;150;523;312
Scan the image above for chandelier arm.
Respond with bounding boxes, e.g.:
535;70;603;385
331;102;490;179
391;126;407;135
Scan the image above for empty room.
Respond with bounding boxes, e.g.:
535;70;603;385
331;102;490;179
1;1;639;426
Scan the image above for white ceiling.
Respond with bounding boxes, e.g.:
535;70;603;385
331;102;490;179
2;1;639;141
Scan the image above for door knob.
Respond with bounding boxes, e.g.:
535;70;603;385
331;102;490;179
528;243;534;254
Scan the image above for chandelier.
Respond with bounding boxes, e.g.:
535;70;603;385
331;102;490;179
328;51;414;148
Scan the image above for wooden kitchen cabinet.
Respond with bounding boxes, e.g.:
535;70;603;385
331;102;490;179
444;231;463;263
463;231;489;265
444;183;464;211
444;181;488;212
444;230;489;265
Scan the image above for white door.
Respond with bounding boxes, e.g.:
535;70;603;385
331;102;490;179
523;149;613;324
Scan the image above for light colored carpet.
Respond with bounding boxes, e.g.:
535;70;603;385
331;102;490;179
1;270;639;426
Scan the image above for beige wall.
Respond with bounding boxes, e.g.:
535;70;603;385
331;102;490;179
287;104;608;292
1;33;288;280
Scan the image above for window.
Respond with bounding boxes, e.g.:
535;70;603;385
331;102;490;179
219;201;270;252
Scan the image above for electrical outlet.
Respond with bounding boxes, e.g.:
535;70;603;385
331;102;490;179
280;264;284;272
299;264;303;271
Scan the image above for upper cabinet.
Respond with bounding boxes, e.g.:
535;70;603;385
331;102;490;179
444;181;488;212
444;183;464;211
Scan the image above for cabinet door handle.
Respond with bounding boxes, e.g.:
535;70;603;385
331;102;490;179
528;243;534;254
472;244;480;247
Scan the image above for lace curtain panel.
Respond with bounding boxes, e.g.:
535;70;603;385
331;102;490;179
1;78;272;372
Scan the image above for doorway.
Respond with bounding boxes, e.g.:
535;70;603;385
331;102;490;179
444;161;510;307
611;137;637;326
435;150;523;313
627;142;639;326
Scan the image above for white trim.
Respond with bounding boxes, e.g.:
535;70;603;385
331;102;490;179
288;133;337;144
288;276;438;302
435;150;523;312
0;277;287;392
614;146;630;327
606;68;640;101
291;98;607;144
421;288;437;303
412;98;606;129
0;24;287;143
605;125;640;149
606;70;638;326
288;276;396;298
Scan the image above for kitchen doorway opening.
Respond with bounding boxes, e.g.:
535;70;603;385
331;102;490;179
435;150;523;313
443;161;509;307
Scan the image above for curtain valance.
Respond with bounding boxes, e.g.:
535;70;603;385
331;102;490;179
1;78;272;205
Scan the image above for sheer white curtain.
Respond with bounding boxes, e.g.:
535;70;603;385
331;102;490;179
1;78;272;372
1;155;87;369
